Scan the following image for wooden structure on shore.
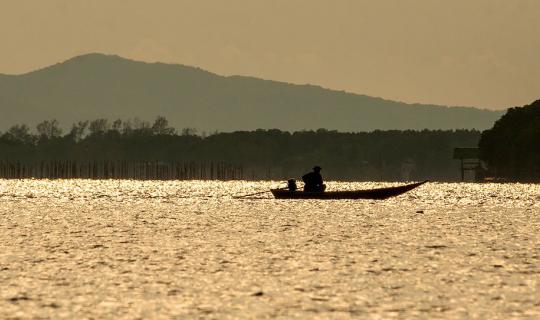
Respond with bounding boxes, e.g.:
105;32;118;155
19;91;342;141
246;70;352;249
0;161;244;180
453;148;481;182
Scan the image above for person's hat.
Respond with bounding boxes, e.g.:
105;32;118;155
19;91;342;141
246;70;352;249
313;166;322;171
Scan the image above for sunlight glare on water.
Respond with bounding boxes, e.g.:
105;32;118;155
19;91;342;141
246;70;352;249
1;180;539;318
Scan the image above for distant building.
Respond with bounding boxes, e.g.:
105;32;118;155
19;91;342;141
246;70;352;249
400;158;416;181
453;148;483;182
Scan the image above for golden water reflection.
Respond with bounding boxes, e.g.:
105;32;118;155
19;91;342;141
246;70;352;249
0;180;539;318
0;179;539;208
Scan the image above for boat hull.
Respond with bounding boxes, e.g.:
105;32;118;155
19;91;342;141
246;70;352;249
271;181;427;200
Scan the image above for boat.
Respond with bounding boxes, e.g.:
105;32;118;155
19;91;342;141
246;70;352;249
271;181;428;200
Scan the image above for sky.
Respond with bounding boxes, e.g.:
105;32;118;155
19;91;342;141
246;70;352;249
1;0;539;109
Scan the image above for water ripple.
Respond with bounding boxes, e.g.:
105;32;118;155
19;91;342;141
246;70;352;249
1;180;539;318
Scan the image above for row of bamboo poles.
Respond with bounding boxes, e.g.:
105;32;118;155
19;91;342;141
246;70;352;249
0;161;244;180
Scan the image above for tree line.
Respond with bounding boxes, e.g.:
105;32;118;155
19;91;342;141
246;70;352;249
479;99;540;181
0;117;480;181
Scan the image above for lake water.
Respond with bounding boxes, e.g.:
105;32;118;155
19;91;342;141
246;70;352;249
1;180;539;319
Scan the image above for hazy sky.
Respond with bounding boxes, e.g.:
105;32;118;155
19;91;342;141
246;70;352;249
1;0;539;109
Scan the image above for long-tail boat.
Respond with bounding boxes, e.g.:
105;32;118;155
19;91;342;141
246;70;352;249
271;181;428;200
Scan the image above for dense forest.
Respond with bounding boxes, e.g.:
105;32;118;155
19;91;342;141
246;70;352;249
479;99;540;181
0;117;480;181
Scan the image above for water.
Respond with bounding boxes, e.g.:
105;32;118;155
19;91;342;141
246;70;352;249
1;180;539;318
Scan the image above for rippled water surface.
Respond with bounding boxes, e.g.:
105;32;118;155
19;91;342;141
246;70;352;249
1;180;539;319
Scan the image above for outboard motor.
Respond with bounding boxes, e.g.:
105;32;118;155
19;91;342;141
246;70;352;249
287;179;297;192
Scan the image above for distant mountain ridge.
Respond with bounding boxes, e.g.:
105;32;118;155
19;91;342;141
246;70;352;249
0;53;503;132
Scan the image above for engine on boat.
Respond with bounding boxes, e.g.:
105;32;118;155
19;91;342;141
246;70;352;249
287;179;298;192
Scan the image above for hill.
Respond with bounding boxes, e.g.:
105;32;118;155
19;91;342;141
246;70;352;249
0;53;503;132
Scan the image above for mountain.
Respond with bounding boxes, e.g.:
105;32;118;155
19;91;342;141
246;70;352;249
0;53;503;132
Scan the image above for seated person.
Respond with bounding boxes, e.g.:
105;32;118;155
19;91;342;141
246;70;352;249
302;166;326;192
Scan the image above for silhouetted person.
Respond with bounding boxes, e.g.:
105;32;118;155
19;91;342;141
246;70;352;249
302;166;326;192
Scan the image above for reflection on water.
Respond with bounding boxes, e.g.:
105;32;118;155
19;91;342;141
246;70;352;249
0;180;539;318
1;179;539;208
